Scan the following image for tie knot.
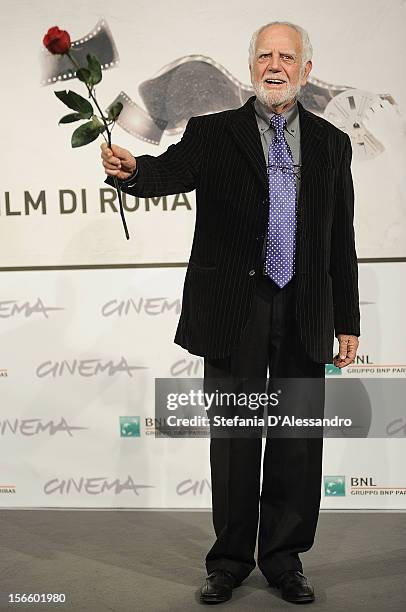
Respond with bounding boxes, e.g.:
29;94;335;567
270;114;286;133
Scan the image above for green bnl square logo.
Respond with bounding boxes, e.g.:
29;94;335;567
324;476;346;496
325;363;342;376
120;416;140;437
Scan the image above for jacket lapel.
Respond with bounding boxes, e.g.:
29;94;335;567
298;101;326;182
229;96;326;191
228;96;268;192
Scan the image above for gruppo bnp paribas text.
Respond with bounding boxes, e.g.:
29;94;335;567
0;189;192;216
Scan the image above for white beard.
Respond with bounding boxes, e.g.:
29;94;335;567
252;78;301;110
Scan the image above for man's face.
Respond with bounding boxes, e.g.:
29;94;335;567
249;24;312;111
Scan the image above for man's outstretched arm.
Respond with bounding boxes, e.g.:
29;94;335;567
101;116;202;197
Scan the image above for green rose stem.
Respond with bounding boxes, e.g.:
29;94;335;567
66;51;130;240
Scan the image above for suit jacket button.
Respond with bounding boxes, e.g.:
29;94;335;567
249;269;256;276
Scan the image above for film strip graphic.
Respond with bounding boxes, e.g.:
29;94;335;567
41;19;119;85
41;19;398;156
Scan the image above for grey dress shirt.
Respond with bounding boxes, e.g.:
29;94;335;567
253;97;301;193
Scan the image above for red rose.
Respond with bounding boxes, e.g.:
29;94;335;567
43;26;71;55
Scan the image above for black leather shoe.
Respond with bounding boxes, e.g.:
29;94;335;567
269;570;315;603
200;569;239;604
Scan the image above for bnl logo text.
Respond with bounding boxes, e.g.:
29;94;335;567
351;477;377;486
324;476;377;496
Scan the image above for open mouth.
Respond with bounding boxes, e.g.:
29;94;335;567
264;78;286;86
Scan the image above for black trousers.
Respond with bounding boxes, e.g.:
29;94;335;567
204;275;325;583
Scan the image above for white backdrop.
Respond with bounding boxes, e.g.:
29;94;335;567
1;0;405;508
1;264;405;508
1;0;406;265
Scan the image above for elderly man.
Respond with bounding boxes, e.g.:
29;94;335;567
102;21;360;605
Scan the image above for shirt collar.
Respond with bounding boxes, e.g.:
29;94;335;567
254;97;299;138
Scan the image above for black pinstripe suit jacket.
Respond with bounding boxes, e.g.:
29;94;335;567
109;96;360;363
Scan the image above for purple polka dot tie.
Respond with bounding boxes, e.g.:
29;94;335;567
265;114;296;288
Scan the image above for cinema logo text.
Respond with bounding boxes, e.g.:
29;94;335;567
0;298;64;318
0;485;16;494
102;297;181;317
0;417;87;437
0;368;7;378
170;358;204;377
44;475;154;496
387;417;406;436
36;356;147;378
1;189;192;216
176;478;211;496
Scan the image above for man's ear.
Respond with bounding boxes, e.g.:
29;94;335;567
301;60;312;86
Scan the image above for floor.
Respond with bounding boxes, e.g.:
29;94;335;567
0;510;405;611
